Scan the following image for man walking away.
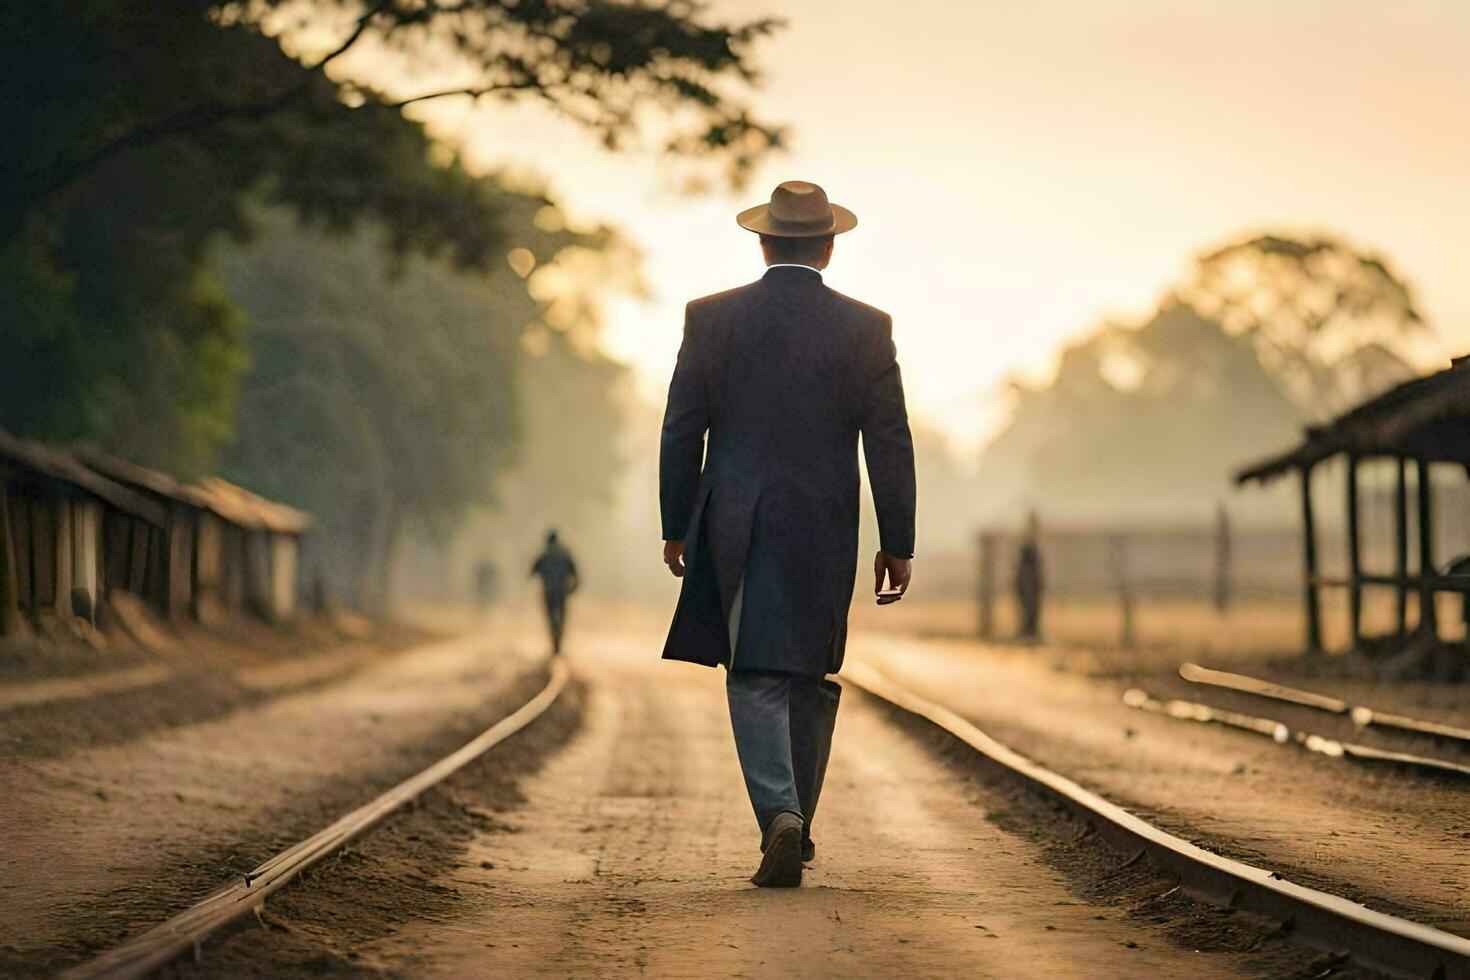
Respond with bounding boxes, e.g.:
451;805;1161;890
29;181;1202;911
530;529;579;654
659;180;917;888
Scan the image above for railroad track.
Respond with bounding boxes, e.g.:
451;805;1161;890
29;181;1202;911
62;650;1469;978
842;659;1470;980
65;656;571;980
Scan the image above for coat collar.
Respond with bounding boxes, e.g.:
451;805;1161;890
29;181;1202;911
762;265;824;283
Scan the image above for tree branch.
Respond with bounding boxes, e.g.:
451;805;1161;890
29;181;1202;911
314;3;389;71
386;78;543;108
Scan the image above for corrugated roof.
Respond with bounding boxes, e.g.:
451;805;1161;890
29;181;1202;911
0;432;168;527
1237;357;1470;484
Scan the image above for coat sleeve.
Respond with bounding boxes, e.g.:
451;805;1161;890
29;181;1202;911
861;315;917;559
659;303;710;541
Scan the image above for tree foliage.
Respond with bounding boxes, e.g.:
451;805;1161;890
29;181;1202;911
217;196;632;609
976;303;1301;525
0;0;780;474
1179;234;1431;419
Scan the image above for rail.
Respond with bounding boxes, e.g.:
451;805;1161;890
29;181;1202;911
65;656;571;980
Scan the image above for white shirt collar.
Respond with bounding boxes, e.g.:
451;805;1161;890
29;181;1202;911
766;263;824;277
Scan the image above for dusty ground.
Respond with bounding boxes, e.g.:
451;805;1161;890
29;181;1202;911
851;632;1470;938
0;613;551;976
180;626;1335;979
0;614;429;760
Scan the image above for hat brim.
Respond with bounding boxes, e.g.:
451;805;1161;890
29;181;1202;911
736;202;858;237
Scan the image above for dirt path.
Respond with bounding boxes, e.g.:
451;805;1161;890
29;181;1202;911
0;628;547;974
852;632;1470;937
201;629;1317;978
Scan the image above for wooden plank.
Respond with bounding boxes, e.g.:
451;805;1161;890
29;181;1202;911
1180;662;1470;746
1178;662;1350;714
1345;456;1362;649
72;499;100;624
166;509;193;621
54;496;73;619
0;479;20;636
11;491;31;613
127;519;149;594
1300;464;1322;652
1394;457;1408;633
1416;459;1437;636
103;511;130;603
30;496;54;612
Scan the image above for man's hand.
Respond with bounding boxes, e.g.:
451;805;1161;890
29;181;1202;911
663;540;687;578
874;550;912;599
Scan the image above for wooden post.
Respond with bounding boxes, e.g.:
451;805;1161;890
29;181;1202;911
1300;463;1323;653
1213;502;1232;614
0;478;20;637
1346;454;1362;650
1416;458;1437;638
1111;534;1134;648
1394;456;1408;634
54;497;72;621
977;530;995;639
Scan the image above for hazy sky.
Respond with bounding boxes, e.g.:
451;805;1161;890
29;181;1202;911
408;0;1470;451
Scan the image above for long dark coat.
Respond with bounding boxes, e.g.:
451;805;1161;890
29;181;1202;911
659;266;916;678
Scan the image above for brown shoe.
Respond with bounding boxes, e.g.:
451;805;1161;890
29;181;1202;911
752;812;803;888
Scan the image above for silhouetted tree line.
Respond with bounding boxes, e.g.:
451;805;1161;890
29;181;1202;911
974;232;1434;527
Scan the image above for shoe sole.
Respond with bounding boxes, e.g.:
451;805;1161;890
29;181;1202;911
752;825;803;888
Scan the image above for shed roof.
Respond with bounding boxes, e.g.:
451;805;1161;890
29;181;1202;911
1237;357;1470;484
189;477;313;535
78;450;312;535
0;432;168;527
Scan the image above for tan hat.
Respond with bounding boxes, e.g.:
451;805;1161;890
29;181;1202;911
736;180;857;238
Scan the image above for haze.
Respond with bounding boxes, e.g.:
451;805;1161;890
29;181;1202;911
407;0;1470;452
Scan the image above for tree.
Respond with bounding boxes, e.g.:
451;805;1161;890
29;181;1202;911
1179;234;1432;419
215;193;628;610
4;1;783;235
0;1;781;473
975;302;1301;526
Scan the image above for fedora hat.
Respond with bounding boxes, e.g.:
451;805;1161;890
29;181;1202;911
736;180;857;238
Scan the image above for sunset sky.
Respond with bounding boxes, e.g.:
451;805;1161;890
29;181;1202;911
402;0;1469;452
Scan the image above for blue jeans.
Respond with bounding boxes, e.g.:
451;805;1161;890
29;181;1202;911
725;668;841;838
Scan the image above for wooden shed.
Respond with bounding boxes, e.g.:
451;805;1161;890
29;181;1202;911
77;449;204;622
1237;356;1470;660
186;477;312;625
0;432;167;638
75;453;313;627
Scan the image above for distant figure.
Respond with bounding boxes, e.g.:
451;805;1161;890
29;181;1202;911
659;181;916;888
1015;511;1044;643
474;560;499;608
530;530;578;653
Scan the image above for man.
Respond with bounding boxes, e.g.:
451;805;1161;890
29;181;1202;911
530;529;578;654
659;180;916;888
